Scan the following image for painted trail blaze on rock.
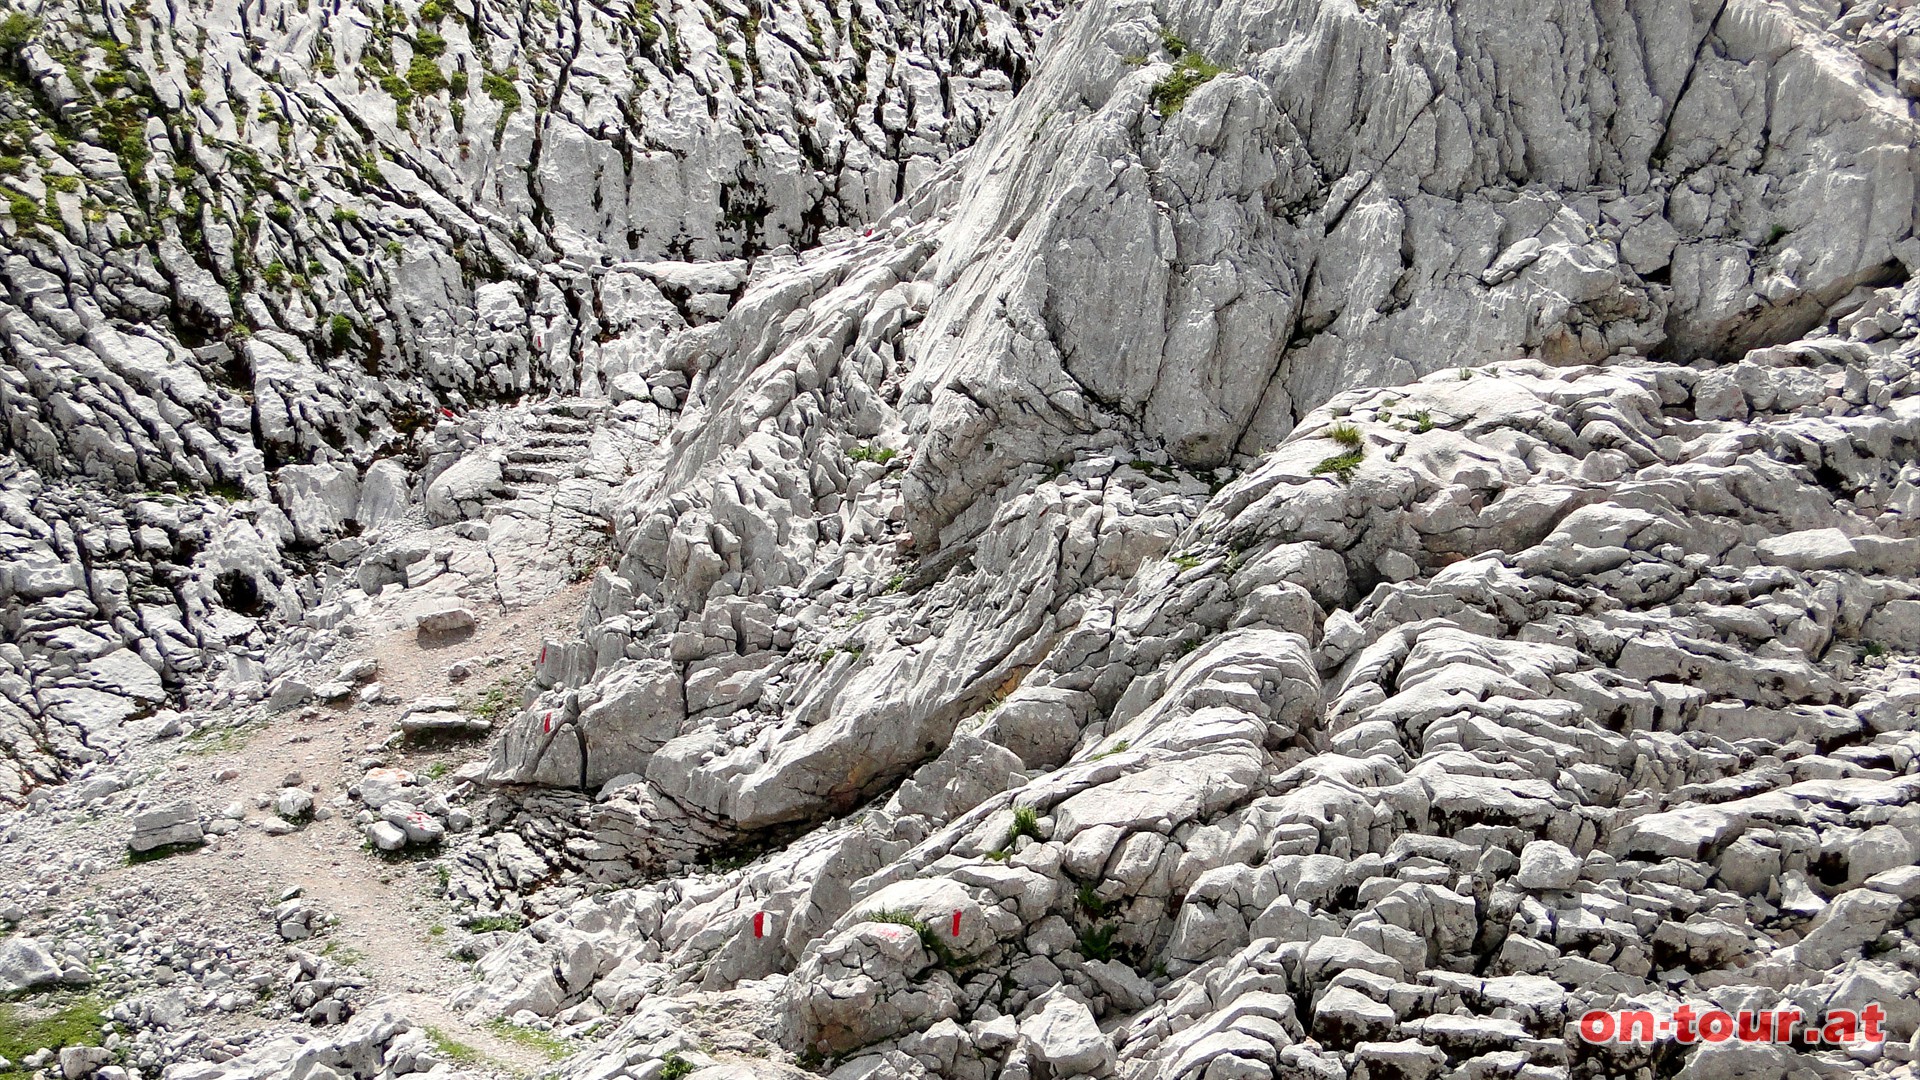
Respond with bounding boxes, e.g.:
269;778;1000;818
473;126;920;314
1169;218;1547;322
952;910;962;937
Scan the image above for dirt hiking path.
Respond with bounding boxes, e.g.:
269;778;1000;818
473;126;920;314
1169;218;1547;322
87;582;592;1075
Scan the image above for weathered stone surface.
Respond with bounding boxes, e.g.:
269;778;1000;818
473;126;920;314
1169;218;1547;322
128;803;202;853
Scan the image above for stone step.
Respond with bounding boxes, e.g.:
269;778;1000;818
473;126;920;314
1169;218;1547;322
533;400;609;421
484;499;551;521
526;430;592;448
503;463;566;484
506;445;579;464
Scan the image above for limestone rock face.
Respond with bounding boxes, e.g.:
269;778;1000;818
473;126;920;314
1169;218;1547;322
895;0;1920;544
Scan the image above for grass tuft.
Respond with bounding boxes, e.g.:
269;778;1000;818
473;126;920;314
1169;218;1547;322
1151;51;1223;115
846;442;897;465
466;914;524;933
1326;422;1363;447
1078;923;1120;962
863;908;928;933
1000;804;1042;852
1312;448;1365;484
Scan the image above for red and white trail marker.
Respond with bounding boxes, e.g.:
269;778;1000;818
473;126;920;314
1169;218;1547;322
753;912;773;938
542;711;553;733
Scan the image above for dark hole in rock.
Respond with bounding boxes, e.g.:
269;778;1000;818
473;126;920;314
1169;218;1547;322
214;570;267;617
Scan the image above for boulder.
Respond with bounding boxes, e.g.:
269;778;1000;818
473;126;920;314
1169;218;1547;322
1515;840;1581;890
425;453;504;525
0;937;62;995
785;922;960;1054
1018;995;1113;1076
129;802;203;853
413;601;477;635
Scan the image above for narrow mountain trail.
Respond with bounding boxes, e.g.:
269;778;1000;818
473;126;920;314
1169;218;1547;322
74;582;595;1076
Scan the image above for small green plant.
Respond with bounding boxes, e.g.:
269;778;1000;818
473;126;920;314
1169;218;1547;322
1326;422;1362;447
1765;223;1790;246
331;206;359;223
659;1054;696;1080
1151;50;1223;115
884;573;906;594
846;442;897;465
429;923;446;936
424;1026;481;1066
468;673;524;725
1078;922;1119;961
1075;883;1107;917
1313;448;1365;483
1412;410;1434;433
8;191;41;228
424;761;450;780
407;54;447;95
0;13;41;59
1090;739;1130;761
378;69;413;102
467;914;524;933
1860;640;1888;658
862;908;931;942
1001;804;1042;851
1170;553;1202;571
328;313;354;350
483;72;521;109
1458;367;1473;381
